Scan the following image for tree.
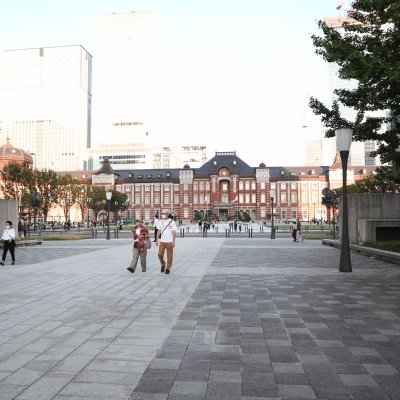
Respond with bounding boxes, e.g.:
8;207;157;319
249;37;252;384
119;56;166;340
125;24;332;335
0;162;34;217
348;166;400;192
55;175;79;222
109;190;129;219
87;186;106;221
241;211;251;222
309;1;400;165
34;169;58;222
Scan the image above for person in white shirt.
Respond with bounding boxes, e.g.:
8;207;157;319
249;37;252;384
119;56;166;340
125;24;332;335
1;220;16;266
156;211;177;274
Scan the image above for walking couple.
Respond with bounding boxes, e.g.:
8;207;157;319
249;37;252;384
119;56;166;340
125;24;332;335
127;210;177;274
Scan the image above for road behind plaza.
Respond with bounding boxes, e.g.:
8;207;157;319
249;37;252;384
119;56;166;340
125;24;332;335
0;237;399;400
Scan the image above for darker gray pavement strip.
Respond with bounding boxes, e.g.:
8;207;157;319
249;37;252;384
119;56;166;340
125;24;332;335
0;237;399;400
130;239;400;400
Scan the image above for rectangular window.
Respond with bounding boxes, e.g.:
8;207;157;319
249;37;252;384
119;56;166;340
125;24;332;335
245;181;250;190
184;194;188;203
174;184;179;191
200;182;204;190
174;195;179;204
261;193;266;203
261;207;266;218
312;193;318;203
280;183;286;190
251;194;256;203
251;181;256;190
164;185;170;191
302;209;308;220
281;210;287;220
145;195;150;204
155;185;160;191
135;195;141;204
222;182;228;191
184;208;189;218
291;193;297;203
281;193;287;203
155;194;160;203
291;210;297;219
260;182;265;190
302;193;308;203
145;185;150;191
193;194;198;203
164;194;169;204
245;194;250;203
291;183;297;190
270;183;276;190
193;182;198;190
239;194;244;203
205;182;210;190
183;183;188;190
239;181;244;190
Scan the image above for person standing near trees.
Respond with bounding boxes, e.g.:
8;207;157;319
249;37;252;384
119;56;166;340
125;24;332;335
1;221;16;266
153;214;159;242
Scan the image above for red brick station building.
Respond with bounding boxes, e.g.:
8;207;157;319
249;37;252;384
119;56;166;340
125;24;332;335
84;151;374;223
0;142;375;223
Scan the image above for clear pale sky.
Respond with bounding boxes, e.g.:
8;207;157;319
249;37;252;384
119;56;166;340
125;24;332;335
0;0;345;167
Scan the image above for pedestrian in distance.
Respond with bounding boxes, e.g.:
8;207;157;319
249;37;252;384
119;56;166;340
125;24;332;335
291;222;297;242
296;217;303;242
127;219;151;273
153;214;159;242
1;221;16;266
156;210;177;274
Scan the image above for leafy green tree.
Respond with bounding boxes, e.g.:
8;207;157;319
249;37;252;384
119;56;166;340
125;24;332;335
309;1;400;165
34;169;58;222
241;211;251;222
109;190;129;217
0;162;34;217
87;186;106;221
55;175;79;222
347;166;400;193
193;211;202;221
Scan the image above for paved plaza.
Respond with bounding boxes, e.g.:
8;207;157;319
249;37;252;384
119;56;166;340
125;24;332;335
0;237;399;400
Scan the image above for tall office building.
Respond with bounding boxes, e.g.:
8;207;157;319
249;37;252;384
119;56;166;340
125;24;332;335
0;45;92;171
93;11;165;144
325;15;383;166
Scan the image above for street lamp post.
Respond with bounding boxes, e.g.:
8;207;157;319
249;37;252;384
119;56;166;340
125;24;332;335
336;128;353;272
106;191;112;240
270;189;276;239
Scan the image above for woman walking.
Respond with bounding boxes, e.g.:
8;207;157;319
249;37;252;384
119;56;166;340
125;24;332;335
1;221;16;266
127;219;151;273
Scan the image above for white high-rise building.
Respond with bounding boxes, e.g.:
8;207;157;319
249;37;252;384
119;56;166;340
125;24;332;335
93;11;166;144
88;143;207;170
0;45;92;171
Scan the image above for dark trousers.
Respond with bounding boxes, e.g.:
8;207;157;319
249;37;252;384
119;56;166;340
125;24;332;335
2;241;15;261
154;228;158;242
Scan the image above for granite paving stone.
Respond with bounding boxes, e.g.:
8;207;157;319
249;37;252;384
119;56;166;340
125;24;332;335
1;237;400;399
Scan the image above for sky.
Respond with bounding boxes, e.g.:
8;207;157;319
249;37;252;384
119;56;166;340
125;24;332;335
0;0;346;167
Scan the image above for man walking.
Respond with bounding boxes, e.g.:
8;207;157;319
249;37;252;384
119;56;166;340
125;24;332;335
156;210;177;274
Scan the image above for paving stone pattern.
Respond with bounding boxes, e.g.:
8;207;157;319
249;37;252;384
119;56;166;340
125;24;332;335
131;239;400;400
0;237;399;399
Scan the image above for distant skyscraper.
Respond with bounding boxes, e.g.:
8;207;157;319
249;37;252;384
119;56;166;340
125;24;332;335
93;10;165;144
305;139;322;166
88;142;207;170
325;15;383;166
0;45;92;171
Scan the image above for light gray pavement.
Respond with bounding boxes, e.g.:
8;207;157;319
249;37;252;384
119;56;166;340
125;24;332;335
0;237;399;400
